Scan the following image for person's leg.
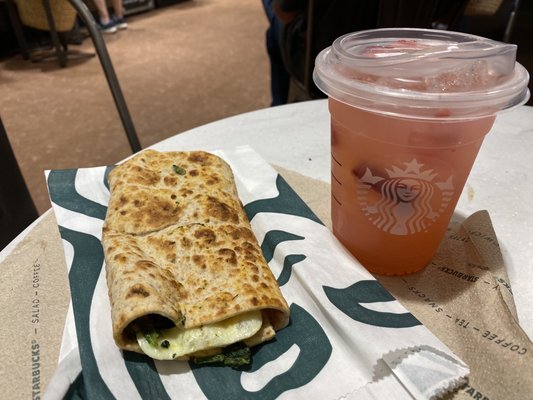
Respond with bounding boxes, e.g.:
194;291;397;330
92;0;111;24
267;19;290;105
92;0;117;33
111;0;124;18
111;0;128;29
262;0;290;106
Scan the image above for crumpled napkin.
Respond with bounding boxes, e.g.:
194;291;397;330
43;145;468;400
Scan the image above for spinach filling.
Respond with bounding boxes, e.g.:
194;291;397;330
191;342;252;368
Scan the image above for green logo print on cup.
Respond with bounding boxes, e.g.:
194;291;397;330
191;304;332;399
324;280;421;328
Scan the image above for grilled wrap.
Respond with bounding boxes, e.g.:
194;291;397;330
102;150;289;362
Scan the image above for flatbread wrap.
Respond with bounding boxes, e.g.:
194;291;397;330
102;150;290;366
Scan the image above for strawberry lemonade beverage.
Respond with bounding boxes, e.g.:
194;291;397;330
313;29;530;275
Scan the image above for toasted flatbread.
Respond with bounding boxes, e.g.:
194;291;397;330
102;150;289;360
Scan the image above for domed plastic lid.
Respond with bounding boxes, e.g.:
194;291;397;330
313;28;530;119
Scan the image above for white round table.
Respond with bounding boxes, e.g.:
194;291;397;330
2;99;532;337
152;99;533;338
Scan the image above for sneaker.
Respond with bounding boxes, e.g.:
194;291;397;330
98;20;117;34
113;16;128;30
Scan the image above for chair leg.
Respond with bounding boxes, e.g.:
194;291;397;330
5;0;31;60
67;0;142;153
41;0;67;67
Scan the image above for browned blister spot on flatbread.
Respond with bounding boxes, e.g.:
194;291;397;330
194;228;216;244
126;284;151;298
206;175;221;185
218;248;237;265
205;196;239;223
187;152;211;165
102;150;290;354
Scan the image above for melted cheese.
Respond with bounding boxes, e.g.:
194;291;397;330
136;311;262;360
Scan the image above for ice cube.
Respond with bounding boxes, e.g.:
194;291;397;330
425;60;497;92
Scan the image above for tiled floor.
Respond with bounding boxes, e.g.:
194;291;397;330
1;0;271;215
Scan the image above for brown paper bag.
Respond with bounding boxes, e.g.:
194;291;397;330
378;211;533;400
0;212;70;400
275;165;332;229
279;169;532;399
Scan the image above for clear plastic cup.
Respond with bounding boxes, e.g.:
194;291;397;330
313;28;530;275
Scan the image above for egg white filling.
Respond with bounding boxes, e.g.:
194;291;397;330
136;310;262;360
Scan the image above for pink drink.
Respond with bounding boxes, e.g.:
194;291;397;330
314;29;529;275
330;98;495;274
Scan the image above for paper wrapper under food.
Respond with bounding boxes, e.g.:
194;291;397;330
0;211;70;400
29;145;470;400
379;211;533;400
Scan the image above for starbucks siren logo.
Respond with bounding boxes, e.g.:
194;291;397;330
357;159;454;235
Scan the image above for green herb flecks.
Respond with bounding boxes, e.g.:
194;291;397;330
192;343;251;368
135;317;160;347
172;165;186;175
143;329;160;347
160;340;170;348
